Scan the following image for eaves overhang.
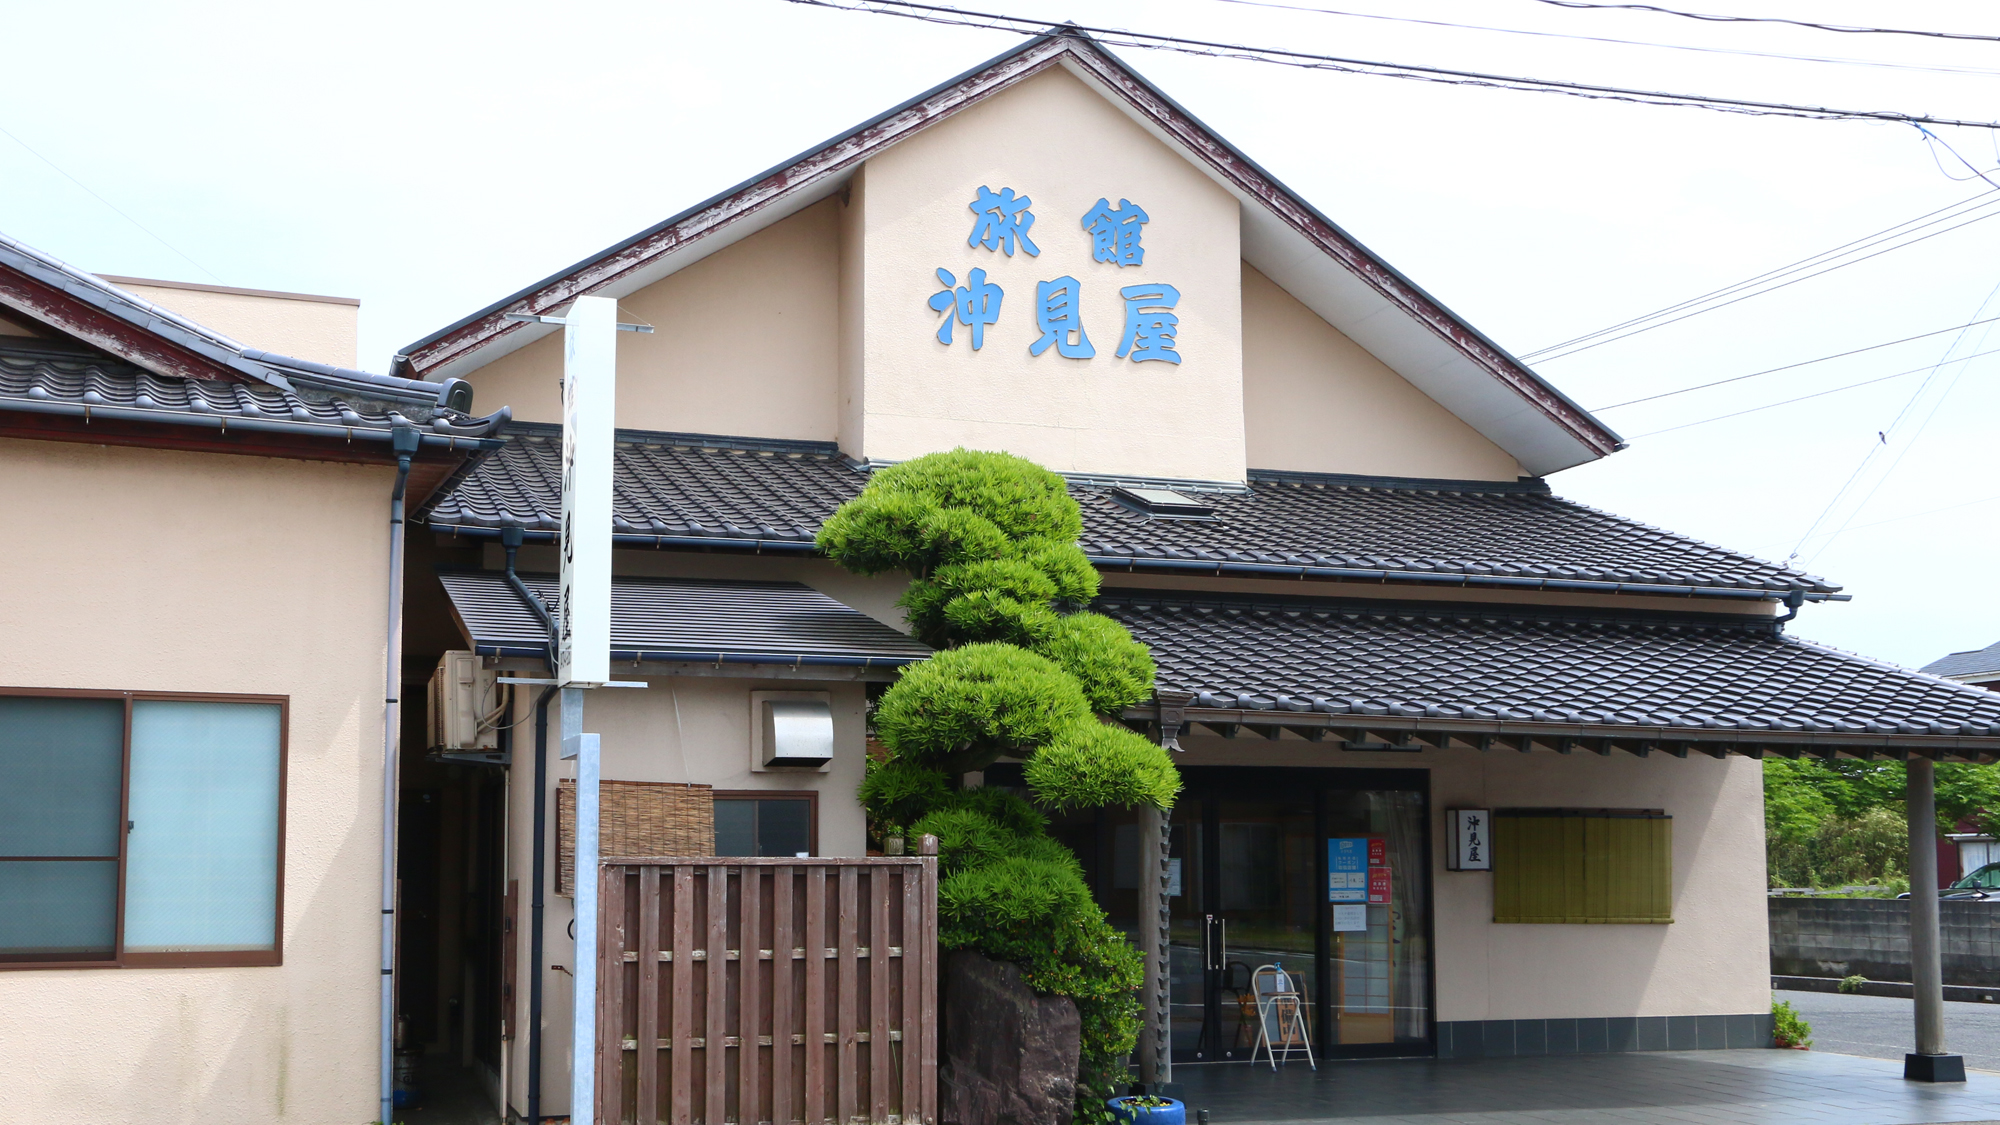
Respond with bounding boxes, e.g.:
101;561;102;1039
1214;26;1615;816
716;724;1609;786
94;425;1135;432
1088;555;1849;603
394;31;1619;475
1120;705;2000;762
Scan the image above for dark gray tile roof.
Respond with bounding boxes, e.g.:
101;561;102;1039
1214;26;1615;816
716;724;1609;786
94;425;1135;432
424;425;1835;599
437;569;929;668
1923;641;2000;682
1098;590;2000;738
0;229;491;417
0;338;504;440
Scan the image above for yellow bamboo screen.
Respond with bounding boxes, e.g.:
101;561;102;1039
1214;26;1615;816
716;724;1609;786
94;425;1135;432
557;780;715;896
1492;810;1673;924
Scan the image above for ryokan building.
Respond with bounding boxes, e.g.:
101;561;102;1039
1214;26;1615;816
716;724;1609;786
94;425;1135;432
4;27;2000;1125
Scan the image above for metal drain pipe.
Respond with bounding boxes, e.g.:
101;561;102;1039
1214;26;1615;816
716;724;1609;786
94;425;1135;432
379;423;420;1125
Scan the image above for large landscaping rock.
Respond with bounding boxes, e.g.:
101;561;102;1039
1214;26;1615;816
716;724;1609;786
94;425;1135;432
939;950;1081;1125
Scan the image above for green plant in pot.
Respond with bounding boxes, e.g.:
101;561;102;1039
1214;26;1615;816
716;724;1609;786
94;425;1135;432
1109;1093;1186;1125
820;449;1179;1125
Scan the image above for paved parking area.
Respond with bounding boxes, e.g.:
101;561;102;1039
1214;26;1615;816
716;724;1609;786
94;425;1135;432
1176;1047;2000;1124
1787;990;2000;1074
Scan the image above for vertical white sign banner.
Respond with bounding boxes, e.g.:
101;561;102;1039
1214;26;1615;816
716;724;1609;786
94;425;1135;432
559;295;617;1125
559;295;616;688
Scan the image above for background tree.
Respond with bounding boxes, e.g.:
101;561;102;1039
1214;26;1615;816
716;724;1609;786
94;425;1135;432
818;449;1178;1124
1764;758;2000;891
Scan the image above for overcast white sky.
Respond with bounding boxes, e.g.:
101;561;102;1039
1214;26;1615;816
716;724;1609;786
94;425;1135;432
5;0;1999;670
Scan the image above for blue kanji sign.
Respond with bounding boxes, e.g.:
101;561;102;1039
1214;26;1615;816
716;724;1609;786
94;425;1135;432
967;186;1040;257
1029;276;1095;359
929;267;1003;350
1081;198;1148;267
1116;283;1182;364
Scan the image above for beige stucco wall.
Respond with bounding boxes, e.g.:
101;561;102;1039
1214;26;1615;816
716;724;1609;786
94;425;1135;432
0;436;391;1124
1241;264;1522;481
465;200;843;435
105;279;360;370
850;66;1246;480
1169;737;1770;1021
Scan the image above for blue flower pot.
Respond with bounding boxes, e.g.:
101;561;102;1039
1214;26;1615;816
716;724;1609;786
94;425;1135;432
1108;1095;1186;1125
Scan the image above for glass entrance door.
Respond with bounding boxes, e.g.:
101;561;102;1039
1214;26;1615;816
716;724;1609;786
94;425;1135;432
1165;769;1432;1062
988;763;1433;1063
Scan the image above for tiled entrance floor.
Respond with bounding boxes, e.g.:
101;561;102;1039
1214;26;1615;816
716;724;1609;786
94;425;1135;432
1175;1048;2000;1124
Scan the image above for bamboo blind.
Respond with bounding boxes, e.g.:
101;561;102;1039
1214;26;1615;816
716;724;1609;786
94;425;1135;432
1491;809;1673;924
559;780;716;897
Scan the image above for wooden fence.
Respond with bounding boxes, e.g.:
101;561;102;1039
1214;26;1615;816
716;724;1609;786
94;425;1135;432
596;848;939;1125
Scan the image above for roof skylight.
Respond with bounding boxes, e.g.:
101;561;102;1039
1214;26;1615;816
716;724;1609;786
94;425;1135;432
1111;486;1217;519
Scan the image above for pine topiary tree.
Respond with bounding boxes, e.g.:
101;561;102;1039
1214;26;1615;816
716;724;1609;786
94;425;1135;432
821;448;1178;1123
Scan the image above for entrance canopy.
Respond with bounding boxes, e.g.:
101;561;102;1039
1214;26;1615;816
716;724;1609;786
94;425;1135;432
1101;591;2000;761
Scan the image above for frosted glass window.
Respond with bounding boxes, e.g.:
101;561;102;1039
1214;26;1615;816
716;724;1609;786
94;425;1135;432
124;701;281;953
0;696;124;857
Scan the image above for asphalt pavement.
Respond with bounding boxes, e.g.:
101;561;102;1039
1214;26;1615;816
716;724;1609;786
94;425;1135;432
1785;989;2000;1074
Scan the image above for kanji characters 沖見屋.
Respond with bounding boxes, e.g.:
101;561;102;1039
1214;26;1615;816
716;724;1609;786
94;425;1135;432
929;267;1004;350
1116;283;1182;364
1080;198;1148;267
1028;276;1095;359
966;186;1040;257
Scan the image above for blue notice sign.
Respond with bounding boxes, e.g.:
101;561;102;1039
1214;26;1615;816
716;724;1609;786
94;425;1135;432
1329;837;1367;903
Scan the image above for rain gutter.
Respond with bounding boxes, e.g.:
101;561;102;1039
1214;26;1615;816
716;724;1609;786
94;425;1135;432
1089;555;1850;602
473;643;922;668
0;396;506;450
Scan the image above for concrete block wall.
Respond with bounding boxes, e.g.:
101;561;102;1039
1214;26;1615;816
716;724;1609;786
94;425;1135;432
1768;897;2000;987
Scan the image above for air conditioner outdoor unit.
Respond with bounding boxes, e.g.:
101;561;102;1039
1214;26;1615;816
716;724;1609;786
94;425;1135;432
429;650;499;751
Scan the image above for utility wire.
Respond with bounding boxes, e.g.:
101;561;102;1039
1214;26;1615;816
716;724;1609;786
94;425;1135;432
1592;313;2000;410
1626;343;2000;438
1747;491;2000;557
1785;276;2000;563
1519;0;2000;44
1207;0;2000;75
785;0;2000;129
0;121;224;285
1523;188;2000;360
1804;281;2000;564
1916;125;2000;192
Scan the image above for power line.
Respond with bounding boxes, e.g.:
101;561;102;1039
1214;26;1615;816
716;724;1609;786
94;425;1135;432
1523;188;2000;361
1803;282;2000;563
0;121;224;285
1916;125;2000;192
785;0;2000;129
1784;276;2000;562
1625;343;2000;438
1745;491;2000;557
1592;313;2000;410
1207;0;2000;75
1519;0;2000;43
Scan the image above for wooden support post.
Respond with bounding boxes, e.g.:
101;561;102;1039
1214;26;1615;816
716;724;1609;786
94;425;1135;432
1905;756;1964;1081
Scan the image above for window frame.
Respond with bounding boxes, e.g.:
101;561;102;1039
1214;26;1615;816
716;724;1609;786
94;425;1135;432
0;687;288;970
712;790;820;858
